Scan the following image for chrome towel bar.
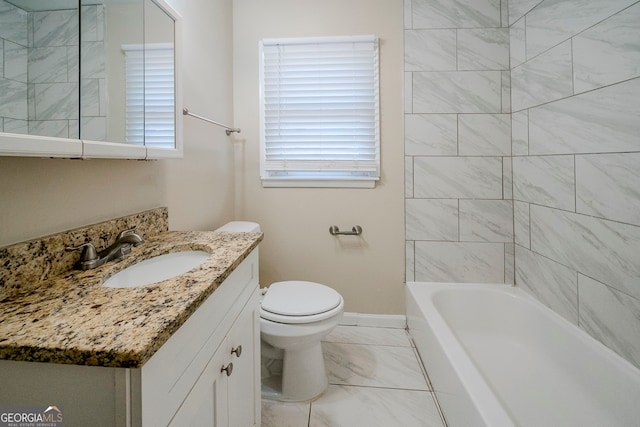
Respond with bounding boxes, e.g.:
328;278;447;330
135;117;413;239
182;108;241;135
329;225;363;236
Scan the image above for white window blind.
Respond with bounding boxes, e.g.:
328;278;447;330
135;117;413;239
123;43;175;148
259;35;380;187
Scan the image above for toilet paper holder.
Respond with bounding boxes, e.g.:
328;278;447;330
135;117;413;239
329;225;363;236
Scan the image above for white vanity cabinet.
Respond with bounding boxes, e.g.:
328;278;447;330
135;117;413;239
138;249;261;427
0;248;261;427
168;292;259;427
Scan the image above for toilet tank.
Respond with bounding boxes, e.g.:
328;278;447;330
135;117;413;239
215;221;261;233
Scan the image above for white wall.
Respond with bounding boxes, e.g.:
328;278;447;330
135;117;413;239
161;0;236;231
233;0;405;314
0;0;236;247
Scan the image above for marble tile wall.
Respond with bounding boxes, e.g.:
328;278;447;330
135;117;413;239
404;0;513;284
510;0;640;369
0;1;106;140
405;0;640;369
0;1;28;124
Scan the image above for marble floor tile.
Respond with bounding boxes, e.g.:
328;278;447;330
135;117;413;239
309;385;444;427
261;399;310;427
262;325;446;427
323;326;413;347
324;342;430;390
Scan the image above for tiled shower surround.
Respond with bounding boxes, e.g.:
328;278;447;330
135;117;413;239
405;0;640;369
404;0;513;284
0;1;106;139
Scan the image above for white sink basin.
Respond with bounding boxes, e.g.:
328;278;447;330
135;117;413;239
103;250;211;288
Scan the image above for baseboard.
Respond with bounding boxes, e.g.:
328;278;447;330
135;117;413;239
340;312;407;329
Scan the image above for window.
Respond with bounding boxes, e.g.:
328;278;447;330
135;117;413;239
123;43;175;148
259;36;380;188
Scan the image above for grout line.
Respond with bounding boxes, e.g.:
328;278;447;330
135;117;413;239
408;334;448;426
323;340;413;348
525;199;639;228
410;342;432;389
325;383;432;393
431;390;449;427
512;244;640;301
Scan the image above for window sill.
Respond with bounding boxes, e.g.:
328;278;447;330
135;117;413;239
261;178;377;189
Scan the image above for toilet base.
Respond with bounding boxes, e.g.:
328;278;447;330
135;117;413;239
261;342;328;402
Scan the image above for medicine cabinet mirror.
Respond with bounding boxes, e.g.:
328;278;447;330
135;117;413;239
0;0;182;159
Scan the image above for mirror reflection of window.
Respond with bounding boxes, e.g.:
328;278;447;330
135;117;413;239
140;0;176;148
123;43;174;148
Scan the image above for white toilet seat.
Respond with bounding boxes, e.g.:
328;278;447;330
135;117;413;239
260;302;344;324
261;281;344;324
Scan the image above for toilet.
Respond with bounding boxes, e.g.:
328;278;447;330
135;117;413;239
215;222;344;401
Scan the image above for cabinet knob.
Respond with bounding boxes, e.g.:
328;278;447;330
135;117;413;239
221;362;233;377
231;345;242;358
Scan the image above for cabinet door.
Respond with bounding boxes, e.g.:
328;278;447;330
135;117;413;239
141;251;258;426
227;288;261;427
168;341;229;427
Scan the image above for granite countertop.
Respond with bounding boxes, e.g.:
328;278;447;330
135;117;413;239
0;230;263;368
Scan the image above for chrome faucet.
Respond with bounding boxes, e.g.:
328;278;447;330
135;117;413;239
67;227;144;270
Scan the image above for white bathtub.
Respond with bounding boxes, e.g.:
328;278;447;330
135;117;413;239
406;282;640;427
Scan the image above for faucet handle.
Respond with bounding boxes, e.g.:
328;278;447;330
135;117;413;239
116;226;138;239
66;242;98;262
115;226;144;246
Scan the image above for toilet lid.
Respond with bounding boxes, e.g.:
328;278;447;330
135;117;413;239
261;281;342;317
